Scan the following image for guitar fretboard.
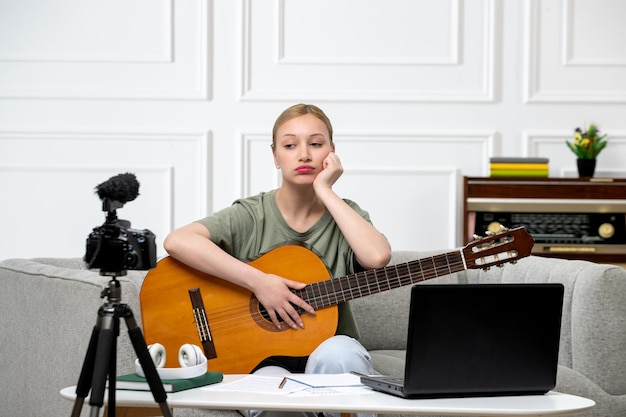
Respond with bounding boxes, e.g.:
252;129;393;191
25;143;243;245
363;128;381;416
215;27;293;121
295;250;464;310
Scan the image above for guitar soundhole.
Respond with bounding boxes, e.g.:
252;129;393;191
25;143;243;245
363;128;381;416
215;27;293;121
250;296;303;332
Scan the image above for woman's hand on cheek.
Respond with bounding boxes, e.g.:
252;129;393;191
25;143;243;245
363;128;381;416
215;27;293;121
314;152;343;190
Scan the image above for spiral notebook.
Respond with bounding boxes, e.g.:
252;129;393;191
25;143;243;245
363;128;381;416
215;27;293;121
360;283;564;398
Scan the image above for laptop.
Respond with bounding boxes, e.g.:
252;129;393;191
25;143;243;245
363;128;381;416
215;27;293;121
360;283;564;398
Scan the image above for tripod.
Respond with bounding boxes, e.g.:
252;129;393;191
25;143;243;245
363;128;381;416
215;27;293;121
71;273;173;417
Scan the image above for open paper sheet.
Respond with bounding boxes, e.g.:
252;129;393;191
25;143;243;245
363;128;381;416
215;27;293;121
204;373;368;395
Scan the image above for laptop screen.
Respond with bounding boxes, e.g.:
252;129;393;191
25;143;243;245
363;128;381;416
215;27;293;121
403;284;564;397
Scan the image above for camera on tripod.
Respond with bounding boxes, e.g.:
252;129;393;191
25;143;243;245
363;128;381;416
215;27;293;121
73;173;172;417
84;173;157;274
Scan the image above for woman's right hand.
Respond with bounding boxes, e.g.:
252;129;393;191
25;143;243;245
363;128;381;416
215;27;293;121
250;273;316;331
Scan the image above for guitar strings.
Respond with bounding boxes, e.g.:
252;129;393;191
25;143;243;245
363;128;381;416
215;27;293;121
199;253;467;335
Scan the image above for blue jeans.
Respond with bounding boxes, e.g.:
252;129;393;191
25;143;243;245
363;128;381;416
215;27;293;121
241;335;374;417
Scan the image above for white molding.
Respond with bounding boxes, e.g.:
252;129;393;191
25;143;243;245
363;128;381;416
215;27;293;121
523;0;541;104
241;133;280;197
275;0;461;66
340;167;461;249
241;0;253;102
241;0;496;102
562;0;626;66
524;0;626;103
525;90;626;103
0;128;211;219
0;164;174;258
0;129;210;144
337;130;496;177
0;1;174;63
0;0;211;100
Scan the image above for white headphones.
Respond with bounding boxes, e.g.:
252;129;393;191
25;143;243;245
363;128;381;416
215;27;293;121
147;343;206;368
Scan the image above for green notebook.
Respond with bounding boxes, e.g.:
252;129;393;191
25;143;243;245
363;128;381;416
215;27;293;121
114;371;223;392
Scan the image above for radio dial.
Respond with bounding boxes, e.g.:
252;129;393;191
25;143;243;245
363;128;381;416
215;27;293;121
487;222;503;234
598;223;615;239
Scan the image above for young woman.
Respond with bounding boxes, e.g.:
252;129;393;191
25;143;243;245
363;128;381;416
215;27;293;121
164;103;391;416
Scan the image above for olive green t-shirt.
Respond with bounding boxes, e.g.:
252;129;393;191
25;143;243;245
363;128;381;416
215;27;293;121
196;189;372;339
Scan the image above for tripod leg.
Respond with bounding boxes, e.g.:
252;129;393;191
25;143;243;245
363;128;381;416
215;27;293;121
106;316;119;417
71;325;100;417
123;309;173;417
88;314;116;416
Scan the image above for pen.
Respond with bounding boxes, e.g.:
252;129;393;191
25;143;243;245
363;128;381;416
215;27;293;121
278;377;287;389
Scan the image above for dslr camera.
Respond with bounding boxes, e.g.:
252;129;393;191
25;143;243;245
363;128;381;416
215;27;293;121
85;173;157;274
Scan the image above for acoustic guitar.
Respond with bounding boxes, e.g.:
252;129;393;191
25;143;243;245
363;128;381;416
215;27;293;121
140;227;533;374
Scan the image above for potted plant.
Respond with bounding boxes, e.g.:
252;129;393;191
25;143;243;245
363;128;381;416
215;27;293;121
566;123;608;177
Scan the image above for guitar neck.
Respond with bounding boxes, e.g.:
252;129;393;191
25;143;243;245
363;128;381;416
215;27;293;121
295;249;464;310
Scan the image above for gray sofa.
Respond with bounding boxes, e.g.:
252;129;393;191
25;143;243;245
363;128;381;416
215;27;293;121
1;252;625;417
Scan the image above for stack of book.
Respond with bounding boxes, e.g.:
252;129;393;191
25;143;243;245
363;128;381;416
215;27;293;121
489;157;549;178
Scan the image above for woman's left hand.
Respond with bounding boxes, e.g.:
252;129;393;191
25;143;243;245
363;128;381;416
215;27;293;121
314;152;343;190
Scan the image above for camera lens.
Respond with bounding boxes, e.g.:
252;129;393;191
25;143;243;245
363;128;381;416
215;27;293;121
124;251;139;268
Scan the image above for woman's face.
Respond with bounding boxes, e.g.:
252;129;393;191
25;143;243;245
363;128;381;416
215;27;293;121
273;114;335;184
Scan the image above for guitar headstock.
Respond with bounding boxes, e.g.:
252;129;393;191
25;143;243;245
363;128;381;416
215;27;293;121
462;226;534;270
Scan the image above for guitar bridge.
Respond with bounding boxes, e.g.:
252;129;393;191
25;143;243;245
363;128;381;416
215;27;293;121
188;287;217;360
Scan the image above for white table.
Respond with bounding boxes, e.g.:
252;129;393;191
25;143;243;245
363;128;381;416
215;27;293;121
61;374;595;416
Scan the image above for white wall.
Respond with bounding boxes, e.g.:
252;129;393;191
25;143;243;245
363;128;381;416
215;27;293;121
1;0;625;260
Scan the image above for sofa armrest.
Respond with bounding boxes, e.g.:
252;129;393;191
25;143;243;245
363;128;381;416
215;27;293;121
570;264;626;395
0;258;146;417
466;256;626;397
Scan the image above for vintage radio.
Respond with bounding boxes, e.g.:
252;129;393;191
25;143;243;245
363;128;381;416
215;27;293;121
464;177;626;263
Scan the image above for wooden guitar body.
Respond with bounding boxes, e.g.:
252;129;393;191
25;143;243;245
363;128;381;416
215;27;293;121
140;245;338;373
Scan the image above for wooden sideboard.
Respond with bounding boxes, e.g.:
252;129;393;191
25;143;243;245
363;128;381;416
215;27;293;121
463;177;626;264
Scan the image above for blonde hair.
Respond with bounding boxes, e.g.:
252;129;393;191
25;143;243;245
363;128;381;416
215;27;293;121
271;104;333;149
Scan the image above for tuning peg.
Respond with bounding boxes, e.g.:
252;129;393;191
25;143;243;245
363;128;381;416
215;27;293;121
472;234;481;241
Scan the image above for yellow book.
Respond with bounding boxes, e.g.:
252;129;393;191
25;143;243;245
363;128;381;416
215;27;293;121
490;163;549;170
490;169;549;177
